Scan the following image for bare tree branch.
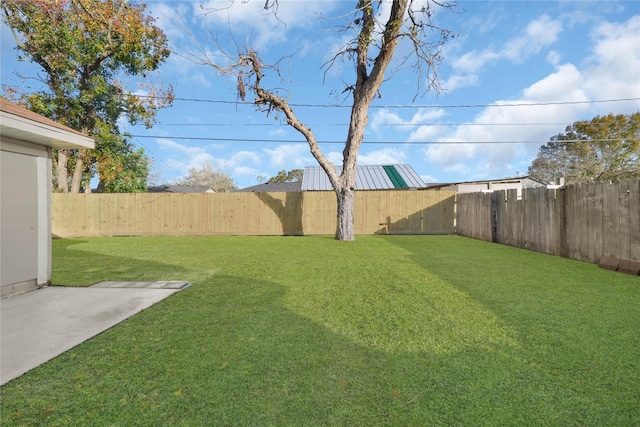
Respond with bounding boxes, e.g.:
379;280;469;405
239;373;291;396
175;0;457;239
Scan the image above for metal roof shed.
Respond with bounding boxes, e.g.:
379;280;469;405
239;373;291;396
301;164;425;191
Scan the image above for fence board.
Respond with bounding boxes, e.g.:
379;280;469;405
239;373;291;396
455;179;640;265
603;182;619;258
584;183;595;262
52;190;456;238
619;180;631;260
577;183;589;261
629;179;640;261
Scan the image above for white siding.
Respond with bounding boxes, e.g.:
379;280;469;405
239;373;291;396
1;149;39;293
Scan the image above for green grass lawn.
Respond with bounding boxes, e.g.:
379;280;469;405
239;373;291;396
2;235;639;426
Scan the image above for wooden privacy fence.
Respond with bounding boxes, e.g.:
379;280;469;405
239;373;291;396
456;179;640;264
52;190;456;238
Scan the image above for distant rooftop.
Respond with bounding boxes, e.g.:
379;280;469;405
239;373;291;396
148;184;214;193
302;164;425;191
237;182;302;192
424;175;548;190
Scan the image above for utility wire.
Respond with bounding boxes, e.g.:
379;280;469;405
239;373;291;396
136;94;640;109
151;121;619;127
131;135;628;145
8;80;638;109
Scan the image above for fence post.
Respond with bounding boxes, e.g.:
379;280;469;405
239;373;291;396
491;192;498;243
558;187;569;258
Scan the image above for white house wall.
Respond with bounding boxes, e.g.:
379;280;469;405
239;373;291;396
490;182;524;199
458;183;489;193
0;138;51;296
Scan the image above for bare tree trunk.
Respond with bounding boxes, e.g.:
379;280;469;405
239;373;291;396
70;150;85;194
57;150;69;193
335;186;355;240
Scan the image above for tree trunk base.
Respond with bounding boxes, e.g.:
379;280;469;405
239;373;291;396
335;187;355;241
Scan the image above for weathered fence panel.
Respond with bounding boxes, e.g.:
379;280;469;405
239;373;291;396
52;190;456;238
456;179;640;263
455;192;492;241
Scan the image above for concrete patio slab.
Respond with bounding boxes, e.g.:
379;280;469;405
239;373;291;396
1;282;188;386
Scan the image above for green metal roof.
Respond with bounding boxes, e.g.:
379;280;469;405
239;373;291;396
383;165;409;189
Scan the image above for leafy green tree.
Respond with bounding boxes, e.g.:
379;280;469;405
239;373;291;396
268;169;304;183
186;0;455;240
174;162;238;193
2;0;173;193
528;113;640;184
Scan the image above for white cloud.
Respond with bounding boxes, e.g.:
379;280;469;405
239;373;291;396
419;13;640;181
231;150;261;164
443;74;479;92
358;148;407;165
523;63;588;103
583;16;640;111
424;142;475;174
198;0;342;49
408;125;447;142
371;108;446;132
157;138;204;156
525;15;563;48
423;62;592;178
371;109;408;130
148;2;191;43
326;151;343;165
546;51;562;66
157;138;262;181
453;14;563;73
262;144;312;168
452;49;499;74
233;166;263;177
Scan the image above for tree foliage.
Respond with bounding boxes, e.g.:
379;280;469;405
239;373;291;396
528;113;640;184
268;169;304;183
174;162;238;193
188;0;455;240
2;0;173;193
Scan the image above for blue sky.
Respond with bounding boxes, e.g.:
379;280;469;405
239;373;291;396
2;0;639;188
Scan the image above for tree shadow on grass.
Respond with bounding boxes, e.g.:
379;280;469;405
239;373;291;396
380;234;640;425
51;238;208;287
2;267;623;426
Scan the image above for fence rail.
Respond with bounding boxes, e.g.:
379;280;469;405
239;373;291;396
52;190;456;238
456;179;640;263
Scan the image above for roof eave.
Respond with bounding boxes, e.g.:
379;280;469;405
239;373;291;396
1;111;95;149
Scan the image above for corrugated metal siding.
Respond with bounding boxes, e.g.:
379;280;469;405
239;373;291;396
302;164;425;191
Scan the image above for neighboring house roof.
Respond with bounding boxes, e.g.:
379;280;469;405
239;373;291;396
237;182;302;192
425;176;549;191
302;164;425;191
148;184;214;193
0;98;94;149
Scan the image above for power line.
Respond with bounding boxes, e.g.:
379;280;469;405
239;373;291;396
138;94;640;109
152;121;617;127
131;134;627;145
7;80;639;109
